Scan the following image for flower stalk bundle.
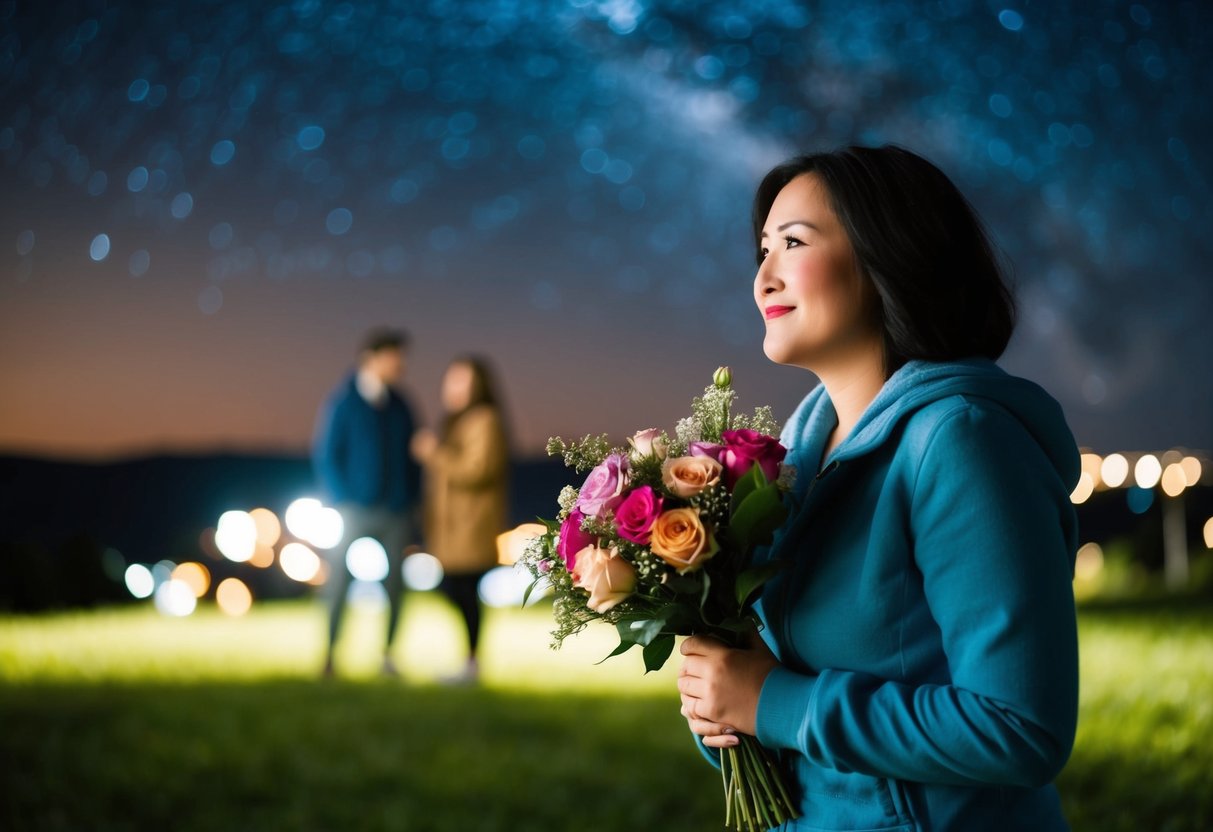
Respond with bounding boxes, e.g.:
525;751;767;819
520;369;800;831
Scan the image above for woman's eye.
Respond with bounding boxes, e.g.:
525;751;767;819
784;236;803;249
758;247;769;260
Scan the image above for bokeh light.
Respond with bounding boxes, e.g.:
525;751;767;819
478;565;534;608
1180;456;1203;486
154;579;197;617
1204;517;1213;549
1134;455;1162;490
402;552;443;591
279;542;321;583
215;577;253;616
346;537;389;582
123;563;154;599
1160;464;1187;498
1074;542;1105;583
215;510;257;562
1100;454;1130;488
171;562;211;598
284;498;344;549
1069;472;1095;505
496;523;547;565
1126;486;1155;515
249;543;276;569
249;507;282;547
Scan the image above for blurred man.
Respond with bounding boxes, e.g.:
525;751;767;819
313;328;422;677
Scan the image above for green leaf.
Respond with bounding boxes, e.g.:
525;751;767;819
728;482;787;550
729;463;767;515
734;561;785;608
521;576;543;608
642;633;676;673
596;638;637;664
699;570;712;612
623;617;667;647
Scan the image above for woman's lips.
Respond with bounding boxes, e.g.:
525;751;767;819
764;305;794;320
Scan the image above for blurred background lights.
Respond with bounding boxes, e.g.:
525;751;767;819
1100;454;1130;488
124;563;154;599
345;537;388;582
285;498;321;537
284;498;343;548
154;579;197;617
89;233;110;261
1204;517;1213;549
249;507;282;547
402;552;443;591
210;139;235;165
1160;464;1187;498
215;510;257;562
1134;454;1162;489
1070;472;1095;505
279;542;321;583
1074;542;1105;583
215;577;253;616
477;565;534;608
1180;456;1202;486
171;562;211;598
249;543;276;569
1126;486;1154;515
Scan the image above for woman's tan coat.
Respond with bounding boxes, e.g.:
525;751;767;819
423;404;509;574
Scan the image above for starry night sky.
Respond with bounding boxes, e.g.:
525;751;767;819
0;0;1209;459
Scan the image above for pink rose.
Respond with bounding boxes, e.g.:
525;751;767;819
689;441;724;462
575;454;630;518
614;486;664;545
571;545;636;613
720;429;787;487
557;509;595;571
628;428;669;461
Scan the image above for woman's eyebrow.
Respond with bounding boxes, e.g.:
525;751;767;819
760;220;820;238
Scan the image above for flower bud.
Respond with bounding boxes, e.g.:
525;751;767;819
713;366;732;389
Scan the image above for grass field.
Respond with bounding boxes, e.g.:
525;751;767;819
1;593;1211;831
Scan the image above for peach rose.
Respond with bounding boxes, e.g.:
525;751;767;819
650;508;718;573
571;545;636;613
661;455;724;498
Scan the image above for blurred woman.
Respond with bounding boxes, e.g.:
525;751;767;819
412;356;509;684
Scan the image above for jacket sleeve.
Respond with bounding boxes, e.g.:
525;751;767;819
755;402;1079;788
313;395;349;501
430;408;506;489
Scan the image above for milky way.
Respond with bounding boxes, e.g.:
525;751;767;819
1;0;1209;455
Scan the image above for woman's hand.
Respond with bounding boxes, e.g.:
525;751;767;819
678;631;779;747
410;429;438;463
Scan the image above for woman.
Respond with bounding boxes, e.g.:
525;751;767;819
413;356;510;684
678;146;1080;830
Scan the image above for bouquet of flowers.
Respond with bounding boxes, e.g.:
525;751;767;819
519;367;800;831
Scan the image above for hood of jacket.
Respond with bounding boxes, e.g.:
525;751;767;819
781;357;1080;492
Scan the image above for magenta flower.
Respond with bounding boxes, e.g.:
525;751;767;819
614;485;665;545
720;429;787;487
557;508;595;571
689;441;725;462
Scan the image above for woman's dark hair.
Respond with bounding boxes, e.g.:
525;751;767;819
442;355;508;443
752;144;1016;376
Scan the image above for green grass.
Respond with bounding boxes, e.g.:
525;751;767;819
1;594;1210;831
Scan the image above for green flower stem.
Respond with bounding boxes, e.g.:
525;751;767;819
740;736;775;822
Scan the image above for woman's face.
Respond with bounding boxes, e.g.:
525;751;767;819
441;362;476;412
753;173;880;372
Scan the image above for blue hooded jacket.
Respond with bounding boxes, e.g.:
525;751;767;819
741;358;1081;831
312;374;422;513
